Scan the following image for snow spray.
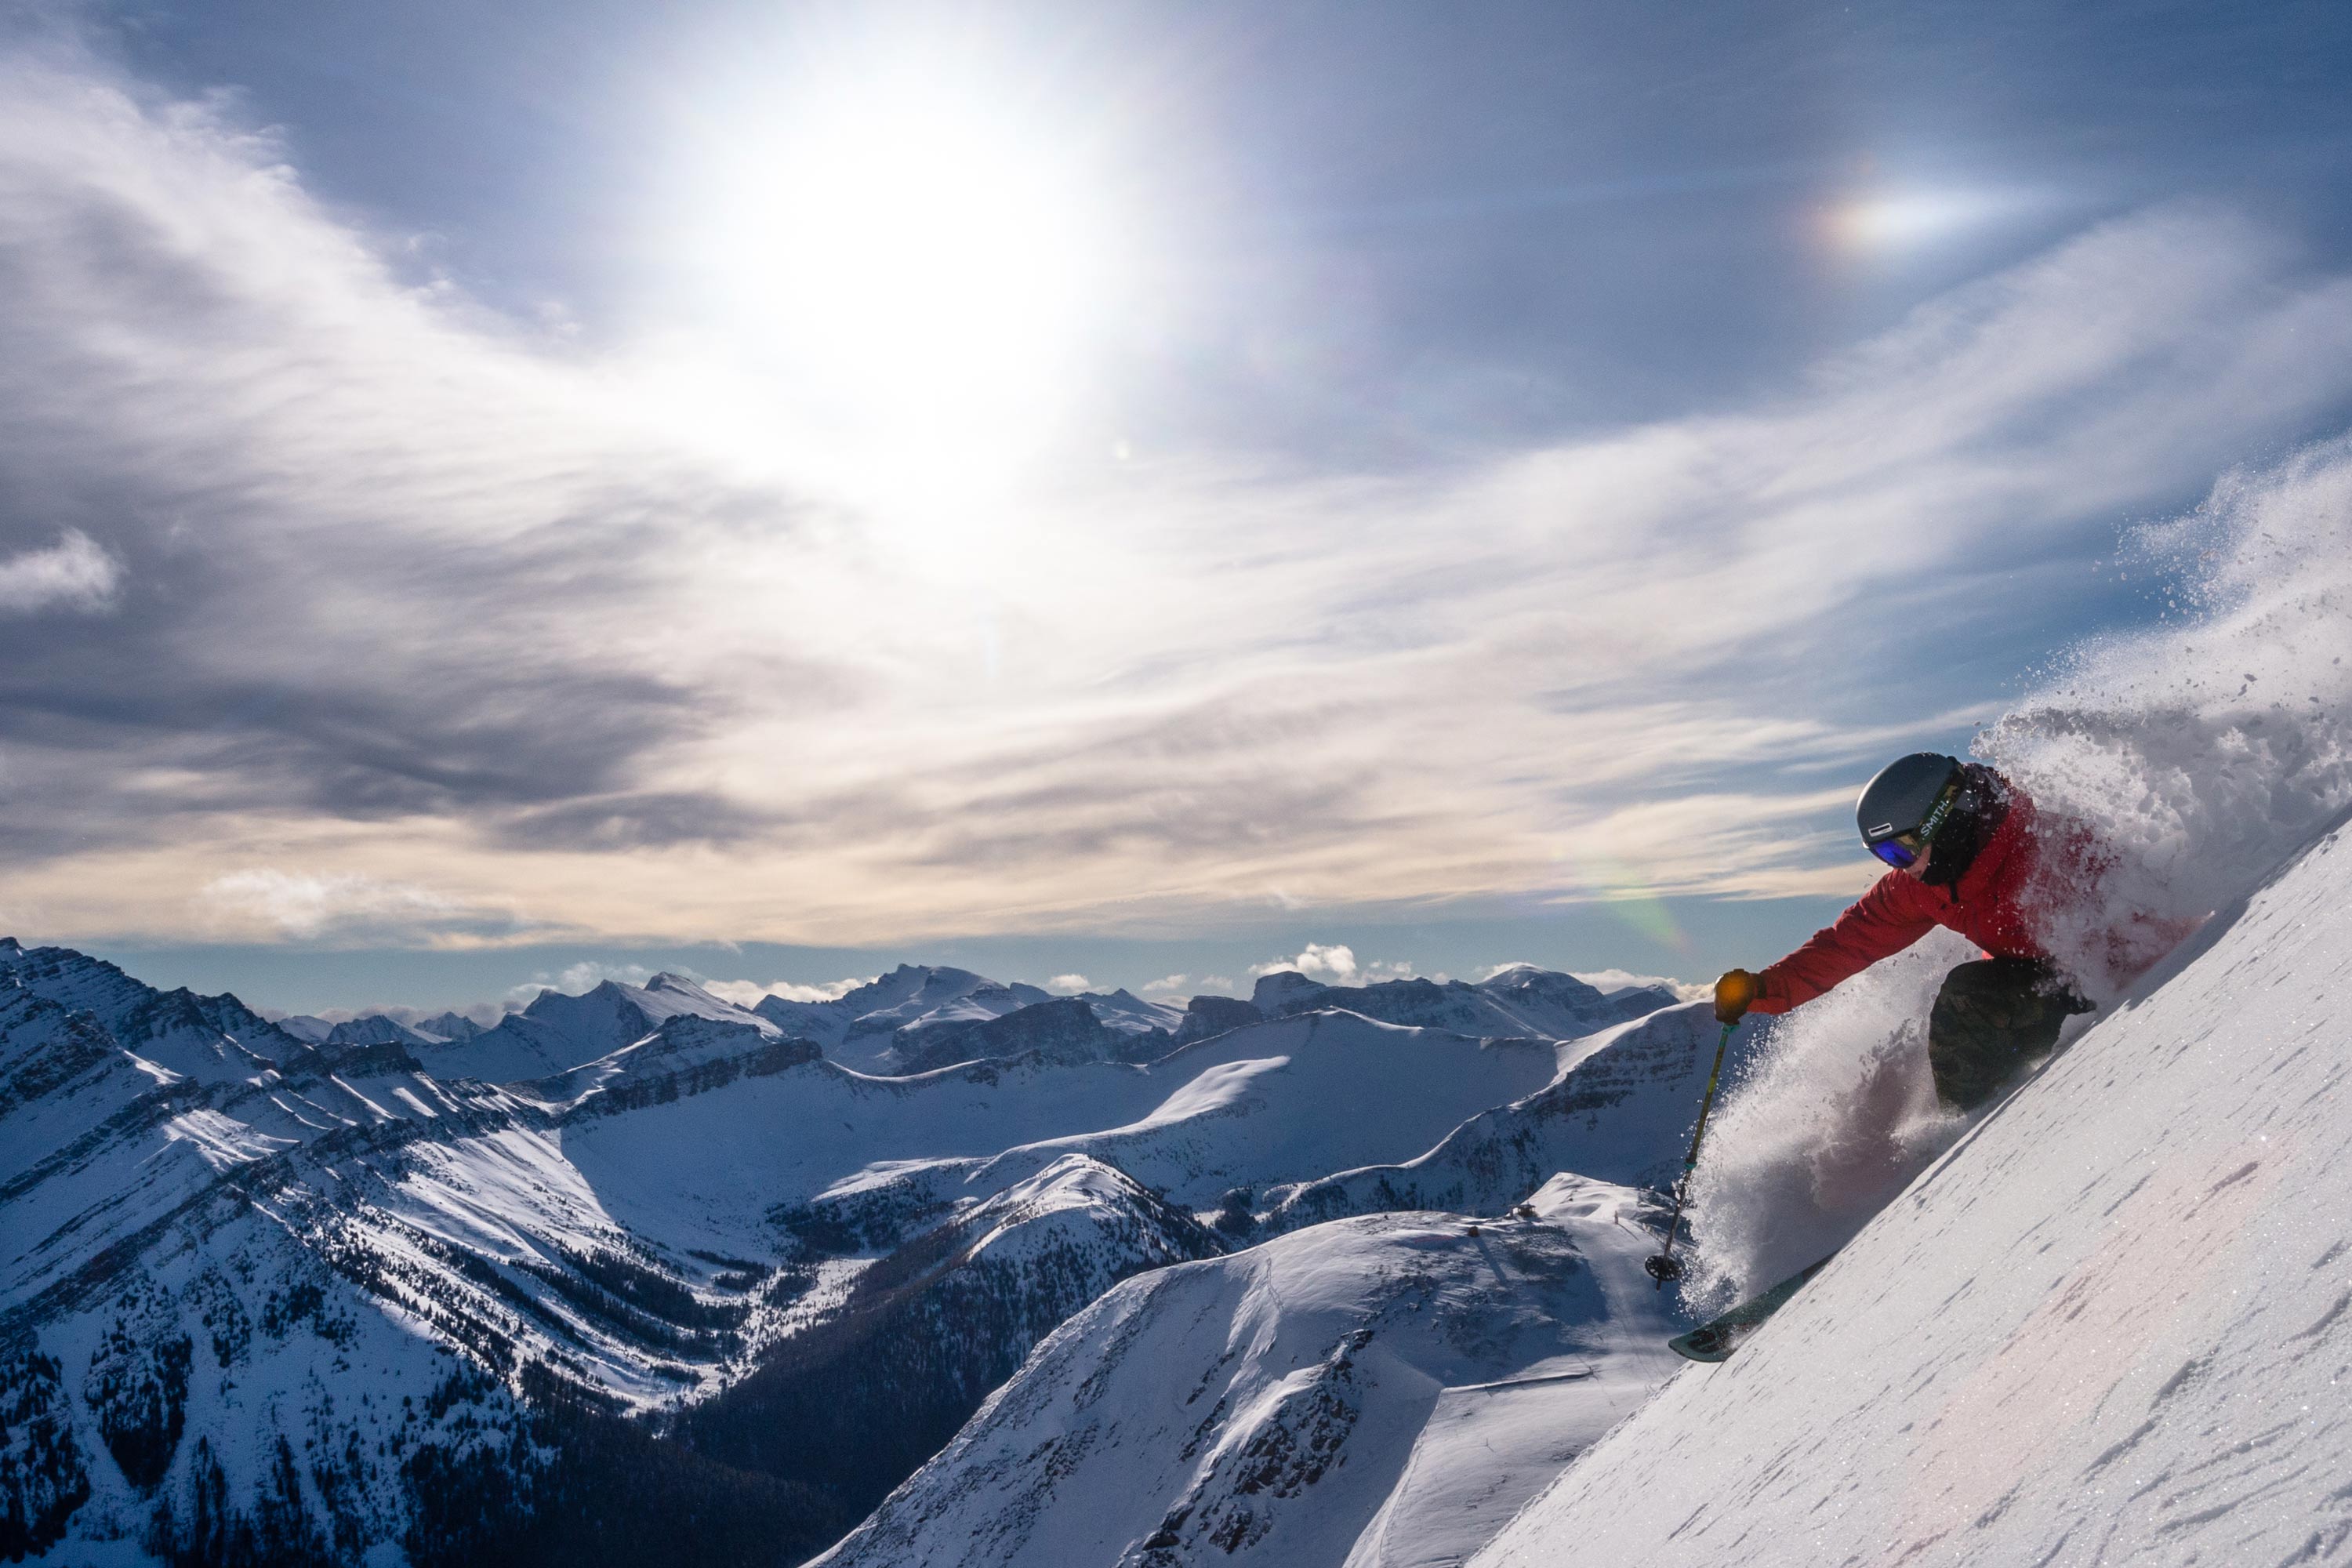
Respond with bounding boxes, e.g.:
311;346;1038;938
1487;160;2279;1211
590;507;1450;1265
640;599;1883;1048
1680;435;2352;1312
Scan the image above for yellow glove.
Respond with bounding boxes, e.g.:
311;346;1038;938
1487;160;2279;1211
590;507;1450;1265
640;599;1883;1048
1714;969;1759;1025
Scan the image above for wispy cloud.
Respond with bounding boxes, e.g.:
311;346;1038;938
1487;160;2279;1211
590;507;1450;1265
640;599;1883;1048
0;528;118;613
201;870;477;942
1138;973;1189;993
11;38;2352;951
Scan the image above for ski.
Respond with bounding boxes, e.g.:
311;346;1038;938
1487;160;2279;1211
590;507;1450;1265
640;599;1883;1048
1667;1251;1838;1362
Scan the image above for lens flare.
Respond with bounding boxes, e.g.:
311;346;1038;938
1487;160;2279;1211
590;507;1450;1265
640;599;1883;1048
1557;852;1693;954
1818;187;2038;260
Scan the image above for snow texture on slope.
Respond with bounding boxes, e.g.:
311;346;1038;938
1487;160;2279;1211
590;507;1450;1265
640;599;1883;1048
816;1175;1679;1568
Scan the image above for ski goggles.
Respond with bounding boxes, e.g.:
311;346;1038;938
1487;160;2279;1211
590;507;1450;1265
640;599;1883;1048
1869;833;1926;869
1864;782;1958;869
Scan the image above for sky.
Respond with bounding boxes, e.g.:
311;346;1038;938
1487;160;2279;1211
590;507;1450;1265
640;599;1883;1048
5;0;2352;1018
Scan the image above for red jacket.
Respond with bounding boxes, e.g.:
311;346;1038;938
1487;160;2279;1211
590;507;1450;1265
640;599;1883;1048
1751;795;2048;1014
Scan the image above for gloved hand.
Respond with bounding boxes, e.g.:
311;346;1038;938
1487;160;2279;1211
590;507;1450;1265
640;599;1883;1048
1713;969;1759;1025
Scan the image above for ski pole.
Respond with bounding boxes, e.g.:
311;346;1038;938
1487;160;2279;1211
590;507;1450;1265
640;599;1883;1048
1645;1021;1735;1287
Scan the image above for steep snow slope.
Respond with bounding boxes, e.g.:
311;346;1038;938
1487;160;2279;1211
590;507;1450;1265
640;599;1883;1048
1472;810;2352;1568
2;1197;540;1563
816;1174;1679;1568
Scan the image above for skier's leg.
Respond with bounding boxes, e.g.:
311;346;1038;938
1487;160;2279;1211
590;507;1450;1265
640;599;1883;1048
1926;958;2086;1112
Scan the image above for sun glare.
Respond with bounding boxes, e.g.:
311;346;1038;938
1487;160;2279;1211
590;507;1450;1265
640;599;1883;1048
684;63;1123;498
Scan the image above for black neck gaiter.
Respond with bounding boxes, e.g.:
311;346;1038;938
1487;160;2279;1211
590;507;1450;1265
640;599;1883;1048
1922;764;2012;890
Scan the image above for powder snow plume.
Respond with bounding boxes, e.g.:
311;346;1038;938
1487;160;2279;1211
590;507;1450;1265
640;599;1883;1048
1986;435;2352;996
1682;434;2352;1308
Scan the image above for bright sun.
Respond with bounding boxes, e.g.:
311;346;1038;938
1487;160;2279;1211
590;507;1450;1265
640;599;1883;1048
690;64;1121;488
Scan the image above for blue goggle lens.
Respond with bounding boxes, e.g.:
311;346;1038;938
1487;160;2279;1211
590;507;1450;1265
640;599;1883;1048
1870;837;1919;869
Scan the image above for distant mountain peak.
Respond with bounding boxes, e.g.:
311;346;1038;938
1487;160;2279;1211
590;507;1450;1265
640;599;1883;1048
1250;970;1330;1011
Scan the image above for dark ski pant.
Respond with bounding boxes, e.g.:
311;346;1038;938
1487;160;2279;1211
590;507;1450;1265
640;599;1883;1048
1928;957;2092;1112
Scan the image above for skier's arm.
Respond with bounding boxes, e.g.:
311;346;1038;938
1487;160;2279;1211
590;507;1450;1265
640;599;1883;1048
1749;875;1940;1014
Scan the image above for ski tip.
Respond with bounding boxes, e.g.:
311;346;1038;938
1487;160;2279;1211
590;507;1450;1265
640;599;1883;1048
1667;1325;1733;1363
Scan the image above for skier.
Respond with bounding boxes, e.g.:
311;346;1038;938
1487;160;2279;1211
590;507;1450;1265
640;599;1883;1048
1710;752;2092;1111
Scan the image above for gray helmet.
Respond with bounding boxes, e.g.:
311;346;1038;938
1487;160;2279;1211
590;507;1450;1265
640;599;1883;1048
1856;752;1961;866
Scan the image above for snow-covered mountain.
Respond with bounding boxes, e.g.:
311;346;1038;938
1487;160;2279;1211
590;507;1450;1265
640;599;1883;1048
430;971;779;1083
0;935;1680;1563
274;1010;484;1047
1072;989;1190;1038
736;965;1650;1085
684;1156;1226;1523
1260;1001;1756;1233
750;966;1055;1074
813;1173;1679;1568
569;1007;1570;1265
0;938;850;1565
1248;965;1677;1042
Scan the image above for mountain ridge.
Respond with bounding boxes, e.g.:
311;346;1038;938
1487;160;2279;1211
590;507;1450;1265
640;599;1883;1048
0;935;1686;1563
